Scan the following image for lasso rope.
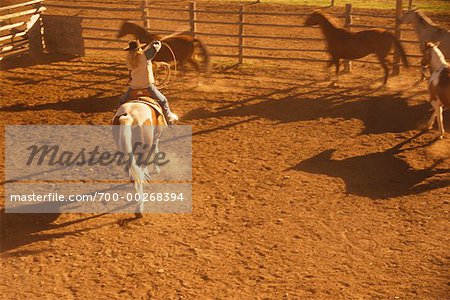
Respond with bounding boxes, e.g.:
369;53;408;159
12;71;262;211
155;41;177;89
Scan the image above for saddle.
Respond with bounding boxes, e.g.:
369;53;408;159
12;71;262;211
118;89;167;126
128;88;152;99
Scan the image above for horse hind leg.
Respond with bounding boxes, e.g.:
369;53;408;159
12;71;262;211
436;104;445;139
152;126;165;174
188;58;201;85
378;57;389;85
342;60;352;73
150;141;162;174
420;65;428;81
427;98;440;134
427;109;438;131
135;178;145;218
189;58;201;74
323;60;334;80
329;58;340;87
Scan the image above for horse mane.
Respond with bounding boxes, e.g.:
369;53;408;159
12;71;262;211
415;10;437;26
118;22;160;42
315;11;340;29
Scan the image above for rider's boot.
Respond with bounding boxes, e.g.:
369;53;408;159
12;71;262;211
159;101;178;125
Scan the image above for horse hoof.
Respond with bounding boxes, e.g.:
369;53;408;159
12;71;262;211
135;212;143;219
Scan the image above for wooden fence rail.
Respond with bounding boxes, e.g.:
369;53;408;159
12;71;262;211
2;0;423;72
175;0;416;69
0;0;45;62
0;0;42;12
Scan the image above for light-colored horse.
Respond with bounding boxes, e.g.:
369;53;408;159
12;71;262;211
421;42;450;139
400;10;450;80
112;99;166;217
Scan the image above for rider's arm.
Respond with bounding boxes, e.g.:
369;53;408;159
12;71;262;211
144;41;162;60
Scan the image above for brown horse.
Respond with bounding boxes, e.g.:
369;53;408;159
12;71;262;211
305;11;409;85
118;22;209;74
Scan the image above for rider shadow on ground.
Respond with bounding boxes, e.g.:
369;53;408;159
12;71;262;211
184;80;441;135
0;93;121;114
289;134;449;199
0;207;108;255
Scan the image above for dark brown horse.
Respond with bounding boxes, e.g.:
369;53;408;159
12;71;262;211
118;22;209;74
305;12;409;85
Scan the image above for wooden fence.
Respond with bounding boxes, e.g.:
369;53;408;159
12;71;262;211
0;0;45;62
3;0;422;73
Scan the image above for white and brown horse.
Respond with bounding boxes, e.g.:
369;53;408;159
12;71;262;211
112;96;166;217
400;10;450;81
421;42;450;139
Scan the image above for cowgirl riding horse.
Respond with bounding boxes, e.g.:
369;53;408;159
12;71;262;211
113;39;179;217
120;39;178;124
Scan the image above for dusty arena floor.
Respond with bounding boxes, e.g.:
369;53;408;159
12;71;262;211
1;1;450;299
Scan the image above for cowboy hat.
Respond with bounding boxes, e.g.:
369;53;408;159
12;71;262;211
123;39;147;51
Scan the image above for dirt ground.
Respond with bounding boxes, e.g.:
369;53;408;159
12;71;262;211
1;1;450;299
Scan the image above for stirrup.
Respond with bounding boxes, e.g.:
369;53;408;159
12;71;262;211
167;112;178;125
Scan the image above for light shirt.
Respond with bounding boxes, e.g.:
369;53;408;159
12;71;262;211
128;41;161;89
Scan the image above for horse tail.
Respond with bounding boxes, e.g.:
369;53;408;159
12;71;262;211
118;115;147;190
393;36;409;67
193;38;210;73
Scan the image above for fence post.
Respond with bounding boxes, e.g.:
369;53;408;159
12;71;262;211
408;0;413;10
189;1;196;38
344;3;352;72
331;0;335;6
141;0;150;30
238;5;244;64
28;0;45;57
393;0;402;76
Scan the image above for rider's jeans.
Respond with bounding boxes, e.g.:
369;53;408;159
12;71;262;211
120;84;171;113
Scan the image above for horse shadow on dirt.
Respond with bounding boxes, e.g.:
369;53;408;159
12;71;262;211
290;134;449;199
3;71;126;91
184;82;449;135
0;53;79;71
0;92;121;114
2;55;126;95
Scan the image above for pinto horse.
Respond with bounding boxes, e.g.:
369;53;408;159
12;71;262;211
118;22;209;74
421;42;450;139
400;10;450;81
112;97;166;218
305;11;409;85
